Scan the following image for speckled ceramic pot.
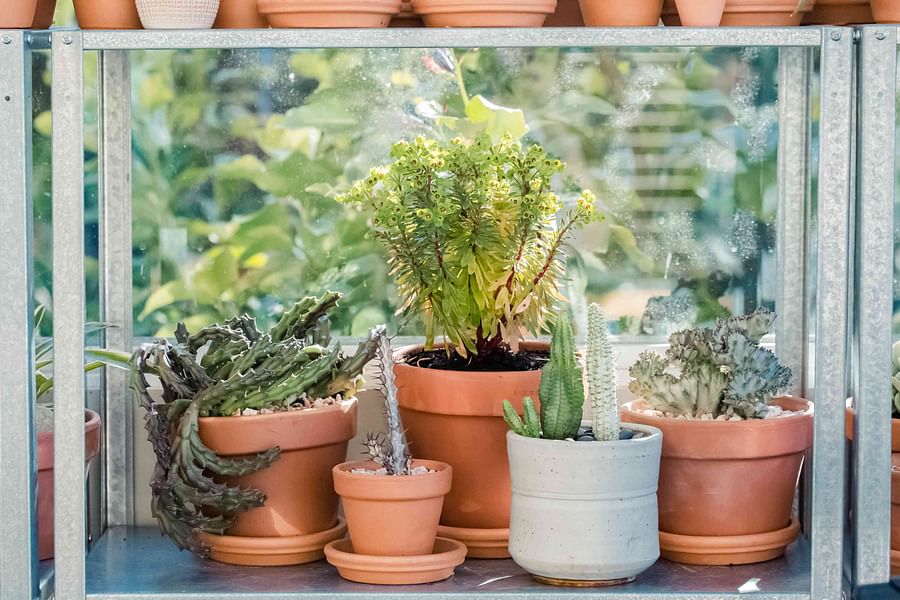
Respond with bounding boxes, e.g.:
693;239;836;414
507;423;662;585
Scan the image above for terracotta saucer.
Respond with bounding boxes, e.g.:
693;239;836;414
437;525;509;558
659;516;801;566
891;549;900;576
325;536;467;584
199;517;347;566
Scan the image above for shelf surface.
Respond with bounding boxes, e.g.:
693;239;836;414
70;27;828;51
85;527;810;599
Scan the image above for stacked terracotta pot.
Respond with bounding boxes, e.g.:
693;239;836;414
0;0;58;28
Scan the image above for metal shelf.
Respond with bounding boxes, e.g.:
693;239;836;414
85;527;810;600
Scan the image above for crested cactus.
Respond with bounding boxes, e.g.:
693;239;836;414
364;333;413;475
130;292;385;556
628;307;792;419
587;304;619;442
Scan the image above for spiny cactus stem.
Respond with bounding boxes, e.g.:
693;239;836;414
586;303;619;442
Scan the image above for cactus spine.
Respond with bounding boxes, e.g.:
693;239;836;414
587;303;619;442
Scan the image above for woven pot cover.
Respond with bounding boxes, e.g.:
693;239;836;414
136;0;221;28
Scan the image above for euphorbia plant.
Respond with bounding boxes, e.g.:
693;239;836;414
339;134;599;362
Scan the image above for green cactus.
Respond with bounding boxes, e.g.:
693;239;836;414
587;304;619;442
130;292;385;556
503;396;542;438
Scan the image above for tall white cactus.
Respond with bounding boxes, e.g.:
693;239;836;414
375;333;411;475
587;303;619;441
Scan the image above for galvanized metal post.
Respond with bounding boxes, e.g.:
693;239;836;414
0;29;37;600
852;25;896;587
98;49;134;531
52;29;87;600
811;27;854;600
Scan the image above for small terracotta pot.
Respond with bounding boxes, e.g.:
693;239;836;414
545;0;584;25
334;459;452;557
803;0;871;23
37;409;102;560
391;0;426;25
32;0;58;28
395;342;545;558
674;0;725;24
412;0;557;27
198;401;358;565
622;396;813;565
1;0;38;28
72;0;143;29
579;0;663;25
871;0;900;22
215;0;268;27
259;0;401;27
720;0;816;25
662;0;682;23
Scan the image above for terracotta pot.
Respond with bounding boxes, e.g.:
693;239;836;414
215;0;268;27
259;0;401;27
578;0;663;25
197;401;358;565
412;0;557;26
507;423;662;584
674;0;725;24
871;0;900;22
72;0;142;29
37;409;102;560
621;396;813;565
662;0;682;23
545;0;584;25
32;0;58;28
720;0;816;25
136;0;220;28
1;0;38;28
803;0;871;23
391;0;425;25
394;342;545;558
334;459;452;557
844;406;900;452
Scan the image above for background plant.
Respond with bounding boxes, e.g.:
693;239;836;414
628;307;792;419
129;292;384;554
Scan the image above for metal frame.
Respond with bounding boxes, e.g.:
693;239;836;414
0;25;859;600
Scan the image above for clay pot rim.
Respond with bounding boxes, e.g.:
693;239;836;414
507;422;662;449
325;536;466;567
37;408;101;470
37;408;101;442
394;341;549;376
200;516;347;552
622;396;813;430
333;459;453;500
199;397;356;425
413;0;556;7
259;0;401;13
723;0;816;12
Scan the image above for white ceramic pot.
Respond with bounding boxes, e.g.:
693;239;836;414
136;0;221;28
507;423;662;584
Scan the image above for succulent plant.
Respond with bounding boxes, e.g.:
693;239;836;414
587;304;619;442
628;307;792;419
503;303;620;442
363;333;413;475
130;292;384;555
339;134;599;363
892;341;900;417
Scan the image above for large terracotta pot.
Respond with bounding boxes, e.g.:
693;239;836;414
507;423;662;585
333;459;452;557
675;0;726;24
871;0;900;22
1;0;38;27
197;401;358;565
215;0;268;27
622;396;813;565
579;0;663;25
394;342;545;558
545;0;584;25
37;409;102;560
803;0;871;23
391;0;425;25
412;0;557;26
259;0;401;27
662;0;682;23
720;0;816;25
32;0;58;28
72;0;142;29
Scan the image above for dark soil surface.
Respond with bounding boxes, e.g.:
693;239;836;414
402;348;549;372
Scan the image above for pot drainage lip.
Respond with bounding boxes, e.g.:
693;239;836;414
437;524;510;559
325;536;467;585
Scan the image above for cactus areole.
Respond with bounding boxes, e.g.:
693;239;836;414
130;292;384;562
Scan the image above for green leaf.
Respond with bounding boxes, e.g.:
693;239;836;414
464;95;528;141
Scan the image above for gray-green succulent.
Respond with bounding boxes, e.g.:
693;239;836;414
130;291;384;556
628;307;792;419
